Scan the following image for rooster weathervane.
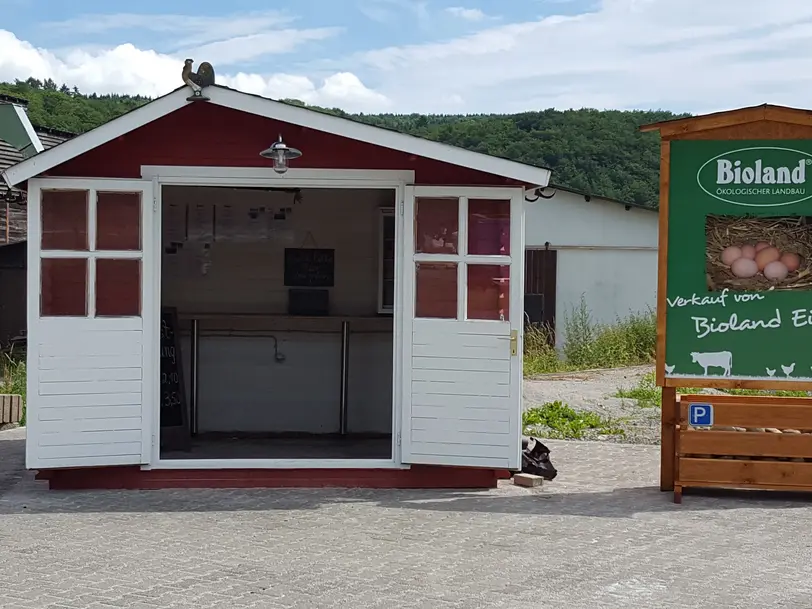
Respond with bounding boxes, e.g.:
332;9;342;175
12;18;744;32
182;59;215;101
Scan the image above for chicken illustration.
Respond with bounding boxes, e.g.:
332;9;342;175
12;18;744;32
782;363;795;377
664;364;675;374
182;59;215;99
766;368;776;377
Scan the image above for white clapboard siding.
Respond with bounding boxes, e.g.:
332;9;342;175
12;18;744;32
30;320;145;468
406;319;518;468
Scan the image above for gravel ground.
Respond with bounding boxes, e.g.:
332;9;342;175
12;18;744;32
523;365;662;445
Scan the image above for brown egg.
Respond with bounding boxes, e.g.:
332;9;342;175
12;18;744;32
731;257;758;278
780;251;801;272
720;245;742;266
755;241;771;252
740;244;757;259
755;246;780;271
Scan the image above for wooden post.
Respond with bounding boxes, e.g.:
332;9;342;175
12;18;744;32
660;387;676;491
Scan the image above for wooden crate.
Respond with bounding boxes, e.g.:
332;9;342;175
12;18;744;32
0;394;23;425
674;394;812;503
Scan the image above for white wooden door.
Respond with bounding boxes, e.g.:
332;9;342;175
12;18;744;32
400;186;525;469
26;178;155;469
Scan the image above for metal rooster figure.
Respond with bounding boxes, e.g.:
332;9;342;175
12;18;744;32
182;59;216;101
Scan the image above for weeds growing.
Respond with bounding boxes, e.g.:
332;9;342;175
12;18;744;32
522;400;625;440
0;351;26;426
524;295;656;376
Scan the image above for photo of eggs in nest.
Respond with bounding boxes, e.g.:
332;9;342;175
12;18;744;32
705;214;812;292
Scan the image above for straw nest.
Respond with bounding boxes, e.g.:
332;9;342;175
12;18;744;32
705;214;812;291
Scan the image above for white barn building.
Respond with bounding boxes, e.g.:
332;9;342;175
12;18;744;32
523;185;658;347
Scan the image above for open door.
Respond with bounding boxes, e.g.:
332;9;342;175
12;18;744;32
26;178;157;469
400;186;524;469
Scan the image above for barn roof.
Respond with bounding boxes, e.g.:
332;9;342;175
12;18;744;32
1;84;553;189
0;96;74;245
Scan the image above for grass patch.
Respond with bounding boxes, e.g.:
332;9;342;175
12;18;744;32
524;296;656;376
0;351;26;426
522;400;625;440
614;371;662;408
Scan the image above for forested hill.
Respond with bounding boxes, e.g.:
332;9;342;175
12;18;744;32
1;78;689;207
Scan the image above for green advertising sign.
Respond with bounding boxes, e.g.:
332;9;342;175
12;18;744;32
666;139;812;383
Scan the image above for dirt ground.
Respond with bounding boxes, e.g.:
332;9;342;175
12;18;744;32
522;365;661;445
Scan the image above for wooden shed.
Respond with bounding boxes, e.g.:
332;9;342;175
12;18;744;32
1;82;552;490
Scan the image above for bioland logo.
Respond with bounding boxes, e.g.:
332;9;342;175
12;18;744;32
696;146;812;207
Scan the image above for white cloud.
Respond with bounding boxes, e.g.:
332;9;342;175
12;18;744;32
40;11;340;65
0;29;390;112
6;0;812;116
342;0;812;114
445;7;496;21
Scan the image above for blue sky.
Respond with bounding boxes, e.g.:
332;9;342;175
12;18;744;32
2;0;812;114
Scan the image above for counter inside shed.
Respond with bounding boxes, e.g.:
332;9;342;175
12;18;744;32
158;185;396;460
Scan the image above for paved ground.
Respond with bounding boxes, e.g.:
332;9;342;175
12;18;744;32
3;428;812;609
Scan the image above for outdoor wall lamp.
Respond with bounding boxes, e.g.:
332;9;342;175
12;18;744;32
260;134;302;174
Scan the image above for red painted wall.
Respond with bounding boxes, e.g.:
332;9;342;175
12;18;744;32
47;102;524;187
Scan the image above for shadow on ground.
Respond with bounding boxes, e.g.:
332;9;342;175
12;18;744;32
3;481;812;518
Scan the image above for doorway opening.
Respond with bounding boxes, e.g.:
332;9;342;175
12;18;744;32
156;184;397;464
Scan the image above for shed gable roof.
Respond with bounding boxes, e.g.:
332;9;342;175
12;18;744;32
1;85;552;189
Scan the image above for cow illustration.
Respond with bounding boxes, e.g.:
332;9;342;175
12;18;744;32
690;351;732;376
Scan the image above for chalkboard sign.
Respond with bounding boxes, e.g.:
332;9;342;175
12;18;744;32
664;139;812;383
160;307;189;449
284;248;335;287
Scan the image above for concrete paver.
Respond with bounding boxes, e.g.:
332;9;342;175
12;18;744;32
2;429;812;608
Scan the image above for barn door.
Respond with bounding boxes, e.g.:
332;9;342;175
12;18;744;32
400;186;524;469
26;178;155;469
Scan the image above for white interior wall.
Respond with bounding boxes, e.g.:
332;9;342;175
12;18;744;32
161;186;395;434
524;189;658;347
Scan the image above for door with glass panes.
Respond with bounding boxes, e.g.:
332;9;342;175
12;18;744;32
400;186;524;469
26;178;154;469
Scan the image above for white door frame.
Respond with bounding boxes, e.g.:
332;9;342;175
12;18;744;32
401;186;526;469
139;166;414;470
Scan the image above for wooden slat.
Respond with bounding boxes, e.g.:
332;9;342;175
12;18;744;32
412;356;510;373
655;139;670;387
411;393;511;409
411;417;510;434
679;458;812;487
680;394;812;406
39;367;143;383
39;380;143;396
411;404;510;421
679;401;812;430
412;318;508;336
412;368;509;385
0;395;22;424
679;430;812;458
38;429;142;447
411;428;509;445
412;380;510;398
39;355;143;370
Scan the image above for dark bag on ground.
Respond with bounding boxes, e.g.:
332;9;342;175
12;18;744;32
517;436;558;480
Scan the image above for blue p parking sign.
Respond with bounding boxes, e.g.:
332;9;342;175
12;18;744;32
688;403;713;427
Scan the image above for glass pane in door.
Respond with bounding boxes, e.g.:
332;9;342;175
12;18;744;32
468;199;510;255
467;264;510;321
41;190;88;251
97;191;141;251
416;262;457;318
415;197;458;254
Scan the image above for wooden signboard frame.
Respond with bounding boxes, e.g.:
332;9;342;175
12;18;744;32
641;104;812;502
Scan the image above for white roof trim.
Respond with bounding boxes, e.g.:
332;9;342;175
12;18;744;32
2;85;551;189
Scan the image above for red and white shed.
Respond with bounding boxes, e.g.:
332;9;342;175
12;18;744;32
1;83;551;490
